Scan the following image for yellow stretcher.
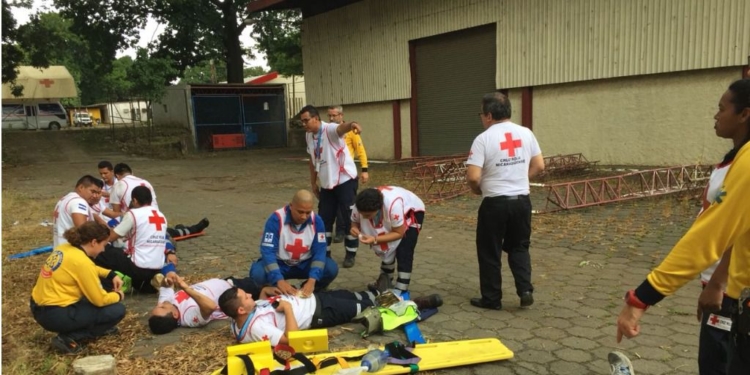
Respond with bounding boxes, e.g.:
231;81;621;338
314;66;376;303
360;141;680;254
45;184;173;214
212;330;514;375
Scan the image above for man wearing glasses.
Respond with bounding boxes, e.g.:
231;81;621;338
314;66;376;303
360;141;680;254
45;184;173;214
298;105;362;268
327;105;370;244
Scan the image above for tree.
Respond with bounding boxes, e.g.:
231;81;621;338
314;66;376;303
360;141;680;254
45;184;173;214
243;66;267;78
16;12;88;104
250;10;302;76
180;60;228;84
2;0;33;96
53;0;257;84
127;48;177;110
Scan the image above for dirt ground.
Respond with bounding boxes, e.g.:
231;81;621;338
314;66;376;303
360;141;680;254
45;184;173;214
2;129;705;374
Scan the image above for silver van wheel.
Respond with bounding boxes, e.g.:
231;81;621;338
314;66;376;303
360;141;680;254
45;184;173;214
49;122;61;130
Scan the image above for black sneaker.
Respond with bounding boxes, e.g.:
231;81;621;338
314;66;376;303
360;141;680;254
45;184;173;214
412;294;443;311
51;335;86;355
470;297;502;310
342;252;356;268
333;232;345;243
195;218;210;232
520;291;534;308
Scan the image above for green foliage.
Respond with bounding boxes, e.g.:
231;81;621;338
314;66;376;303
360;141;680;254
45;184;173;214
251;10;302;76
2;0;31;95
179;60;227;84
127;48;177;104
243;66;267;78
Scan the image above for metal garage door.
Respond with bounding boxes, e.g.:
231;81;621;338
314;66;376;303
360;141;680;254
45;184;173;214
414;24;496;156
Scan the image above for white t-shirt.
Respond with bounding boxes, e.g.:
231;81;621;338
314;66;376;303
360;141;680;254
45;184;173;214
699;162;731;283
231;295;316;346
96;177;117;220
306;122;357;189
110;175;159;213
158;278;231;327
467;121;541;197
53;192;91;247
114;206;168;269
351;186;425;262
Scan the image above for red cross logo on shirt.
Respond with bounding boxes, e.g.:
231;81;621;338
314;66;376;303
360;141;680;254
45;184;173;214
284;239;309;260
39;79;55;88
175;290;189;303
262;335;270;341
148;210;166;230
192;316;199;324
393;214;400;220
499;132;522;157
709;314;720;325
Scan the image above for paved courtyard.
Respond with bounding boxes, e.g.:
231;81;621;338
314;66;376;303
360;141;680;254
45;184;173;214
2;131;704;374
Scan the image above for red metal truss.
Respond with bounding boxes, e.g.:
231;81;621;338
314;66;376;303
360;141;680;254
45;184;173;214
539;165;712;212
539;153;597;175
391;153;468;179
407;156;471;202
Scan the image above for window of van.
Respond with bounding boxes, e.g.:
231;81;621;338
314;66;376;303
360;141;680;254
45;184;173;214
38;103;67;120
2;104;24;116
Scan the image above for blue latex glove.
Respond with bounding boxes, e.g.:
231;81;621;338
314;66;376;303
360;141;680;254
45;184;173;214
107;218;120;228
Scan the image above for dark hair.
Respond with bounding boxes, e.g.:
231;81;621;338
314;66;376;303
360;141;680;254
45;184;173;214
720;79;750;165
355;188;383;212
481;92;512;121
148;314;179;335
76;175;104;189
97;161;113;170
218;287;242;319
63;221;110;246
113;163;132;175
131;186;152;205
297;105;320;120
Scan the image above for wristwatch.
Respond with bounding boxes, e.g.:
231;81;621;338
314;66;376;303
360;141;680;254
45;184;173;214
624;290;649;310
373;238;378;245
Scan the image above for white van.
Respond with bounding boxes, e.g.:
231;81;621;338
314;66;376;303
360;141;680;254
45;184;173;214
2;100;69;130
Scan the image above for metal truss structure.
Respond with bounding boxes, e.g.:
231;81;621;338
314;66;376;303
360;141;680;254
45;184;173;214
537;164;712;212
536;153;597;177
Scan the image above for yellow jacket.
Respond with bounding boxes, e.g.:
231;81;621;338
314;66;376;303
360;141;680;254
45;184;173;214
636;143;750;303
344;131;368;169
31;243;121;307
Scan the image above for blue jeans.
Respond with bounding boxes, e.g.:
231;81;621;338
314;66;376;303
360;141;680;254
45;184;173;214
249;257;338;291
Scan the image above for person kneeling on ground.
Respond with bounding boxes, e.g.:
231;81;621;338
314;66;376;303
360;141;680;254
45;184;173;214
218;287;442;346
30;222;126;355
148;271;281;334
95;186;172;293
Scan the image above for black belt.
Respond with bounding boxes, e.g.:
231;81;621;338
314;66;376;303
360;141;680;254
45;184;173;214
310;294;323;328
486;194;528;200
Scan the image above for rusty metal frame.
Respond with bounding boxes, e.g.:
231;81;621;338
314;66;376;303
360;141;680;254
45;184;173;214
537;153;597;176
538;165;712;212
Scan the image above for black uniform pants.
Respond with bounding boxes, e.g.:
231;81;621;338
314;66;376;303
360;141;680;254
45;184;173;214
318;178;359;254
312;290;375;328
30;298;125;342
94;245;161;293
476;195;534;304
698;293;734;375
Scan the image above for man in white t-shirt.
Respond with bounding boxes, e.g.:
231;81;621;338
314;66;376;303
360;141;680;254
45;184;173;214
110;163;158;214
52;175;105;247
299;105;362;268
466;92;545;311
148;272;281;334
95;186;171;293
91;160;118;221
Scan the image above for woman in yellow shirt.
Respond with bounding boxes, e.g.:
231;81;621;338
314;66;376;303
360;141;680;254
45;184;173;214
30;221;126;354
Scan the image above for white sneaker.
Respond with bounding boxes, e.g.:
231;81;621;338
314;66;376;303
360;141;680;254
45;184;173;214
608;351;635;375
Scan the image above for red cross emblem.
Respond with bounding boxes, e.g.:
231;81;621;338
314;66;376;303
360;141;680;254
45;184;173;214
499;132;522;157
148;210;166;230
175;290;189;303
39;79;55;88
262;335;270;341
284;238;309;260
192;316;199;323
393;214;400;220
709;315;720;325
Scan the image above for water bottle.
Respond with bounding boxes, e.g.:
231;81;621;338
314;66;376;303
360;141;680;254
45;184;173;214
360;348;390;372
